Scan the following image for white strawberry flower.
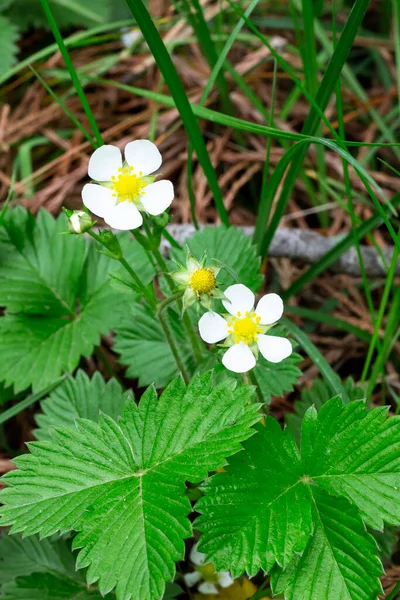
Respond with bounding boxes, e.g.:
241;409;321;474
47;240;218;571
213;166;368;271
183;544;234;595
82;140;174;231
198;283;292;374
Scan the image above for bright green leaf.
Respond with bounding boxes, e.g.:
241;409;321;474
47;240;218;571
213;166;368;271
302;398;400;530
1;374;260;600
196;397;400;598
286;377;366;444
0;208;132;393
196;419;313;577
271;488;383;600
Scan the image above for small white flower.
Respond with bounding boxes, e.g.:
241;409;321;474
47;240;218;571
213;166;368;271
172;252;223;311
198;283;292;374
183;544;234;595
82;140;174;231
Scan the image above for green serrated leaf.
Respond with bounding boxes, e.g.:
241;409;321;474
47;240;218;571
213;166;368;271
196;397;400;598
196;419;313;577
254;350;302;405
34;370;131;441
0;16;19;76
0;573;102;600
0;535;79;585
271;488;383;600
302;398;400;530
0;208;131;393
171;226;263;293
286;377;366;444
1;374;260;600
114;303;196;388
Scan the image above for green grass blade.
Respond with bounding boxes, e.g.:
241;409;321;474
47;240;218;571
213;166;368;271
0;19;135;87
282;317;350;403
367;285;400;400
332;0;377;336
29;65;95;146
285;305;372;343
255;0;370;252
97;77;400;150
361;230;400;384
394;0;400;113
185;0;260;228
172;0;232;114
124;0;229;226
39;0;103;147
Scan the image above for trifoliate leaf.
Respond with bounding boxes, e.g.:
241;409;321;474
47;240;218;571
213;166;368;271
35;370;131;441
171;226;263;292
0;208;134;393
0;16;19;76
270;488;382;600
0;374;260;600
196;397;400;598
0;535;78;585
114;302;196;388
196;420;313;577
302;398;400;530
286;377;365;444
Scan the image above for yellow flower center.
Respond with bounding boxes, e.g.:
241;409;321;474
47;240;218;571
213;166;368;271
111;166;147;202
190;268;216;294
228;312;263;345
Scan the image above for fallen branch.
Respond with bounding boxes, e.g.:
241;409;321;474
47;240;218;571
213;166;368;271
163;225;399;277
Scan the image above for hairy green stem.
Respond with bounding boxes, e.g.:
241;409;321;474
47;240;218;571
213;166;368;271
157;305;190;385
150;245;204;364
248;369;266;407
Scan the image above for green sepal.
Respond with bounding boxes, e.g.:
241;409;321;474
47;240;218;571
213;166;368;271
96;230;123;260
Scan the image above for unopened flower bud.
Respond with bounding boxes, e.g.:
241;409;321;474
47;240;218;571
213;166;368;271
68;210;93;234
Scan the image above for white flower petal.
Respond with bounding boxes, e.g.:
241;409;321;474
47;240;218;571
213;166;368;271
198;582;219;595
255;293;284;325
222;284;255;316
140;180;174;216
222;343;256;373
82;183;116;219
187;255;201;273
190;544;206;566
124;140;162;176
218;572;234;588
198;312;229;344
104;201;143;231
257;334;292;363
172;270;191;285
184;571;202;587
88;145;122;181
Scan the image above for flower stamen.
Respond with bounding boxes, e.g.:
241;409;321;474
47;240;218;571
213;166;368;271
110;166;147;203
229;314;263;345
190;268;216;294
